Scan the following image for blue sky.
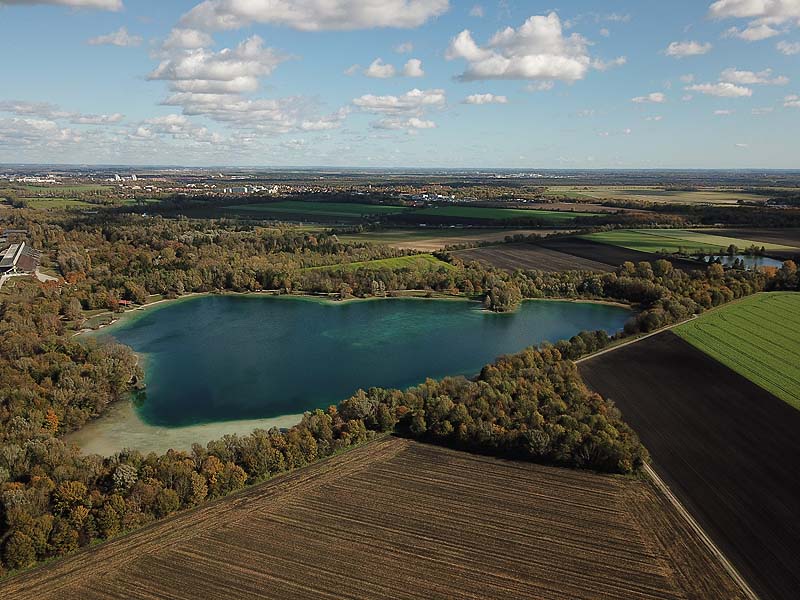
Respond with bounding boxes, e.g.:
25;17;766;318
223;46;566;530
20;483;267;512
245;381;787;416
0;0;798;168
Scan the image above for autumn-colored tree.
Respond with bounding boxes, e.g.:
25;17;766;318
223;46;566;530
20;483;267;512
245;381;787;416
44;409;59;435
2;532;36;571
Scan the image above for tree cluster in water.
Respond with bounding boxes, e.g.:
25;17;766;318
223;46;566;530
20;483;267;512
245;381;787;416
0;211;798;576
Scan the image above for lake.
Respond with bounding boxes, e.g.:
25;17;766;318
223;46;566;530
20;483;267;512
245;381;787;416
94;295;631;429
702;254;784;270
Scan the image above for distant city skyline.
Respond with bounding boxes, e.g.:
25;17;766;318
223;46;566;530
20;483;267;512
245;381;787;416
0;0;798;168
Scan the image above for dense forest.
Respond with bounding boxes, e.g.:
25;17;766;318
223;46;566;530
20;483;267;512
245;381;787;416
0;209;797;576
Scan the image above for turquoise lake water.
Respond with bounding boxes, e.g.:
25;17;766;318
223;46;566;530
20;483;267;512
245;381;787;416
97;296;631;427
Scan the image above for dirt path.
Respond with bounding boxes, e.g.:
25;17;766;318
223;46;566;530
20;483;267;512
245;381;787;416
642;463;759;600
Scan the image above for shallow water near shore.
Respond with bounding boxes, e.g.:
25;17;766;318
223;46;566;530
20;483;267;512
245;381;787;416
72;295;631;453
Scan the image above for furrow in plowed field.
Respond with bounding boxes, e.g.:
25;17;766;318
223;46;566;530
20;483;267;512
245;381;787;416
0;437;745;600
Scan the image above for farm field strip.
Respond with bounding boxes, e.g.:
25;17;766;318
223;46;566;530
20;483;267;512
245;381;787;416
699;229;800;249
304;253;455;272
544;186;767;205
583;229;796;255
0;438;745;600
409;206;601;223
19;198;96;209
452;244;613;272
675;293;800;409
228;200;410;217
336;229;568;251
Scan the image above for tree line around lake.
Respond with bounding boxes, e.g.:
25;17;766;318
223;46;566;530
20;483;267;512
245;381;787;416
0;210;797;577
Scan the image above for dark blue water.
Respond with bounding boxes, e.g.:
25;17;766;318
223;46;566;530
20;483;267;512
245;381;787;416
98;296;630;427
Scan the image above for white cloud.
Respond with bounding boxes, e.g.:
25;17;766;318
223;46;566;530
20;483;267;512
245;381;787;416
131;114;222;144
353;88;444;133
159;93;348;136
598;127;632;137
0;117;84;147
680;73;695;83
725;24;780;40
71;113;124;124
632;92;666;104
785;94;800;108
664;40;713;57
353;88;446;114
469;4;483;18
359;57;424;78
163;28;214;50
373;116;436;131
720;67;788;85
709;0;800;24
714;109;735;115
591;56;627;71
463;93;508;104
599;28;610;37
526;81;555;92
709;1;800;37
735;142;749;148
0;100;124;125
182;0;450;31
0;100;70;119
446;12;601;83
645;115;663;121
88;26;142;47
365;58;397;78
777;40;800;54
403;58;425;77
148;36;288;95
752;106;774;114
0;0;122;10
394;41;414;54
300;108;351;131
576;109;595;117
146;34;346;136
686;81;753;97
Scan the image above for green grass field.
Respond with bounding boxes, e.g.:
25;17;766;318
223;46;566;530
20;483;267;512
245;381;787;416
20;198;96;210
410;206;600;223
675;293;800;410
306;254;455;273
228;201;410;218
583;229;797;255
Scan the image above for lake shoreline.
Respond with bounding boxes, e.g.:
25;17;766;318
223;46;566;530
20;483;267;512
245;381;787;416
69;294;633;456
64;400;305;456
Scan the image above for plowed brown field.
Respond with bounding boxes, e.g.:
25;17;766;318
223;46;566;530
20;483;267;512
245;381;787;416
0;438;744;600
580;331;800;600
453;243;614;272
